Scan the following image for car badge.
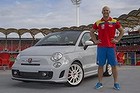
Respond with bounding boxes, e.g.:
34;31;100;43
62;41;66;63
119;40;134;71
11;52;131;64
28;58;32;63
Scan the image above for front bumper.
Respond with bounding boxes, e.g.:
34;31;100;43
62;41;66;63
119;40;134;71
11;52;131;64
11;64;69;83
12;54;72;83
12;70;53;79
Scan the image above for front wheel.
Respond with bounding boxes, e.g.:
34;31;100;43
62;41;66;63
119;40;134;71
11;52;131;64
103;64;112;76
65;62;84;86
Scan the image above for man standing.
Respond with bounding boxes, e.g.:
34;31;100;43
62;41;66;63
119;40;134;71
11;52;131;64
90;6;124;90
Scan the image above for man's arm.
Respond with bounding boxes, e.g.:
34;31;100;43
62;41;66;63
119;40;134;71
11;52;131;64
90;28;101;44
116;26;124;41
112;26;124;43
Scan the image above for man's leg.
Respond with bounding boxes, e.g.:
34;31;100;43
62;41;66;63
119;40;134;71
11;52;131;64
107;48;120;90
112;66;118;83
97;47;107;83
95;66;104;89
95;47;107;89
112;66;120;90
98;66;104;83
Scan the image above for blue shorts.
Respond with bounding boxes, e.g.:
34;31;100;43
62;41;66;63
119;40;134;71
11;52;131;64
97;47;118;66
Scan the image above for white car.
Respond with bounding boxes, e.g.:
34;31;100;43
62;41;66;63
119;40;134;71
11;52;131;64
12;30;112;86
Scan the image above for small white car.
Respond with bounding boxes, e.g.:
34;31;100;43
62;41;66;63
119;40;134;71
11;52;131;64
12;30;112;86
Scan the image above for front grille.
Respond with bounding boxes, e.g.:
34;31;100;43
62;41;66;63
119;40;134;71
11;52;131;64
19;72;40;79
12;70;53;80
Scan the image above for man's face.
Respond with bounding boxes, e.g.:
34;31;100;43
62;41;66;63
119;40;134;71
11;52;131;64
102;7;110;18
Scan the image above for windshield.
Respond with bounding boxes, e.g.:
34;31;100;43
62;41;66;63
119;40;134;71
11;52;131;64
35;31;82;46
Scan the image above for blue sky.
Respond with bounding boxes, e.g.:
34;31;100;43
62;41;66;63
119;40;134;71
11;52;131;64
0;0;140;29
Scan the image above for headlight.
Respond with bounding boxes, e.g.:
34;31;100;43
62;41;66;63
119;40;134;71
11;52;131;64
50;52;63;61
15;54;21;62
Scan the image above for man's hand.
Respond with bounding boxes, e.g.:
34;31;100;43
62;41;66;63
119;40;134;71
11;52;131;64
111;38;119;44
94;39;101;44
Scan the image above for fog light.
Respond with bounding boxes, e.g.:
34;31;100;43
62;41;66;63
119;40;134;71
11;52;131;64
42;72;47;77
53;62;62;68
13;71;18;75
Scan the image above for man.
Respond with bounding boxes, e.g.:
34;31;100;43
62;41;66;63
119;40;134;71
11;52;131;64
90;6;124;90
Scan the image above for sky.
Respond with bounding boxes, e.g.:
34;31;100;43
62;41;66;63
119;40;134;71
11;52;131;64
0;0;140;29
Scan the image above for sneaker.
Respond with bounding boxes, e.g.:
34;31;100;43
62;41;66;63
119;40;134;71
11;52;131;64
95;82;103;89
114;83;120;90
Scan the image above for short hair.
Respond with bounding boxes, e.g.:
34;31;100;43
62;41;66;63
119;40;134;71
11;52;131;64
102;6;110;12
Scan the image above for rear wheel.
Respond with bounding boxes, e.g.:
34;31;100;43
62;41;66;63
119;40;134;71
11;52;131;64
103;64;112;76
66;62;84;86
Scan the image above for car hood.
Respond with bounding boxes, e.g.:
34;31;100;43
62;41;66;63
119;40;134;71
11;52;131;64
20;46;75;56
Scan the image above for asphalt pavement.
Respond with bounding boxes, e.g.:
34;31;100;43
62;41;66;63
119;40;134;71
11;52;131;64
0;66;140;93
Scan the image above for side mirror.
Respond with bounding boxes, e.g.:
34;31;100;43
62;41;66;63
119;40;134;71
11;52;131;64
85;41;94;46
83;41;94;50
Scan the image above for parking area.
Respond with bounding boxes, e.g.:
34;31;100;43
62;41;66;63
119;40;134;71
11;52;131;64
0;66;140;93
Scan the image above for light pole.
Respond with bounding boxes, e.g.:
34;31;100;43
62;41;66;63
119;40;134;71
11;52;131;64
71;0;81;27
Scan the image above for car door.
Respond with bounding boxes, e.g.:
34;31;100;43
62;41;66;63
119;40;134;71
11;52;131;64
75;32;98;76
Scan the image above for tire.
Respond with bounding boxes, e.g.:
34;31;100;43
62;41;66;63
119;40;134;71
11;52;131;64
103;64;112;76
66;62;84;86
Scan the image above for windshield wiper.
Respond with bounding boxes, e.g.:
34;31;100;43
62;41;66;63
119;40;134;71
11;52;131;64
61;43;75;45
35;43;75;46
35;44;56;46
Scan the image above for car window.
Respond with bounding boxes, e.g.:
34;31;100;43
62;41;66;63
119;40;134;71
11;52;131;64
35;31;82;46
79;32;91;46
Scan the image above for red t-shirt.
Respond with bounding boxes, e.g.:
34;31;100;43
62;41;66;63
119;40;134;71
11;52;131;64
93;17;121;47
